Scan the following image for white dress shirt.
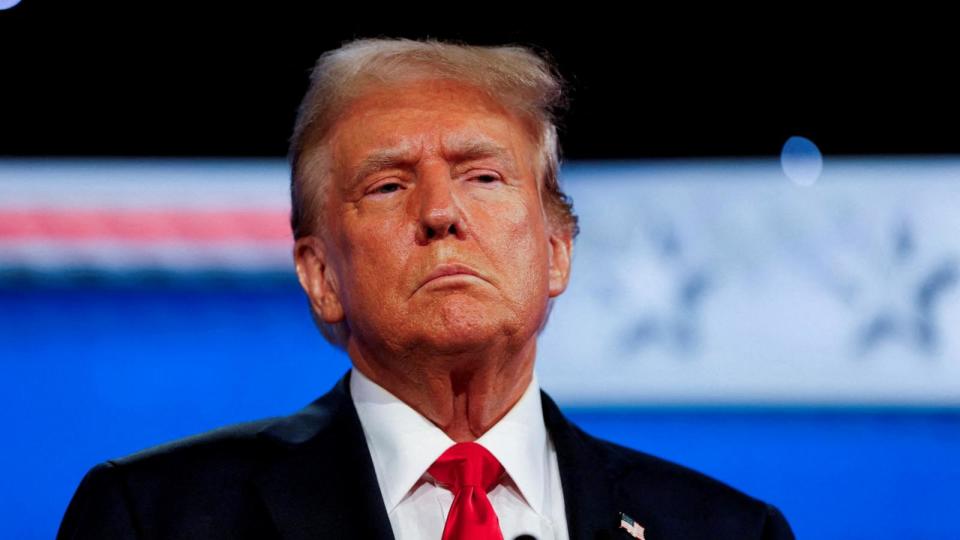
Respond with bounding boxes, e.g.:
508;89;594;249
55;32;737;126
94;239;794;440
350;368;570;540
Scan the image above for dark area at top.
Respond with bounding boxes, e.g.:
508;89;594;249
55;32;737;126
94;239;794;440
1;3;956;159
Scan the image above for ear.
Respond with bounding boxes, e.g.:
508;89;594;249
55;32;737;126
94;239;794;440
293;236;345;323
547;229;573;298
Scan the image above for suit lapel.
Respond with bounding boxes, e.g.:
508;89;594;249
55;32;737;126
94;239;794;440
542;390;621;540
252;372;395;540
249;375;623;540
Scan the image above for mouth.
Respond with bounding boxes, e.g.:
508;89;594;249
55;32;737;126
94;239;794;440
416;263;485;292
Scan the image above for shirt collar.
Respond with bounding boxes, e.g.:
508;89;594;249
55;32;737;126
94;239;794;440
349;367;549;515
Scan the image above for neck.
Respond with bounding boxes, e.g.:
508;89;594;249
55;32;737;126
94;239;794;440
348;338;537;442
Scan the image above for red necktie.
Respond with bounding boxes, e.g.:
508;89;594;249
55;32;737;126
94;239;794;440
428;442;506;540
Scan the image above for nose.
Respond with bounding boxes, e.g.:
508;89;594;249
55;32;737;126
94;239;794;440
415;168;466;244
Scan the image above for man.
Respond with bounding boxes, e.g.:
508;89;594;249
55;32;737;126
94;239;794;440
58;39;794;539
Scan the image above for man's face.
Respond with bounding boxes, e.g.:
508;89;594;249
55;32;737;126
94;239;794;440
296;78;572;356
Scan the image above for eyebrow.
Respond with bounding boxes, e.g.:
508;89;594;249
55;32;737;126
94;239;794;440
443;140;517;171
347;140;519;190
348;148;418;190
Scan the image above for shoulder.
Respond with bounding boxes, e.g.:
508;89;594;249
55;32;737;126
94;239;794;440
585;428;752;505
59;378;354;539
101;374;352;481
107;416;280;480
539;387;794;540
60;417;287;539
575;424;793;539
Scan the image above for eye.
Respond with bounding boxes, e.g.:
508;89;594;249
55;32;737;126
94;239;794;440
370;182;403;195
471;173;501;184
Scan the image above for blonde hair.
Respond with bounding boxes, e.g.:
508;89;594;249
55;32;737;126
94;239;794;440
289;38;578;348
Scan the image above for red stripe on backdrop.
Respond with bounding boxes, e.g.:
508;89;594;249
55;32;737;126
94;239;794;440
0;210;292;241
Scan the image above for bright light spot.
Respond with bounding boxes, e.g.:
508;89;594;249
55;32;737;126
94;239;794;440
0;0;22;9
781;136;823;187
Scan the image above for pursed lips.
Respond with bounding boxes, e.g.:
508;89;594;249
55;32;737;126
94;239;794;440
415;263;486;294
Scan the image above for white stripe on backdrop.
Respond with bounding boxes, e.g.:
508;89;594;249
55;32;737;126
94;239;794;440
2;157;959;405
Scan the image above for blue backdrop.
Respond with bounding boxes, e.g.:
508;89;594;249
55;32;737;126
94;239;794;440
2;281;958;539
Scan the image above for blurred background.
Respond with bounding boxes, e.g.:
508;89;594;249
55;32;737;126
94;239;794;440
2;3;958;538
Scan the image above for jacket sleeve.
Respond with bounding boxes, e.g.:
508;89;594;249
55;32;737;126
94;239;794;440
761;503;795;540
57;461;141;540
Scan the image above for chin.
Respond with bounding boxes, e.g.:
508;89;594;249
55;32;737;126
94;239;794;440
410;299;516;352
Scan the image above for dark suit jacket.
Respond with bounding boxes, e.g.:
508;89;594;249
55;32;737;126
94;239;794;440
58;371;794;539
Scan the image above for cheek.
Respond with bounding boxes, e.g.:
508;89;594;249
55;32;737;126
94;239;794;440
468;186;541;232
502;195;547;251
335;216;412;307
477;196;551;289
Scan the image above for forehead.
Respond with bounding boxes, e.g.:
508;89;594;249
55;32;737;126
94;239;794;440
326;79;539;172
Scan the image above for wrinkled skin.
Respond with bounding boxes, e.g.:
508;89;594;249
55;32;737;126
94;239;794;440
294;79;572;441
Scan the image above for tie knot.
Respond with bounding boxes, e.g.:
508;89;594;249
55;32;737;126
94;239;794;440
428;442;504;493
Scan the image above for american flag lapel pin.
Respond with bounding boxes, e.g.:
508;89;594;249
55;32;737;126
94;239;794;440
619;512;646;540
